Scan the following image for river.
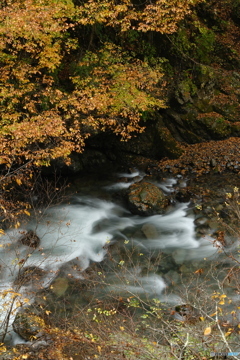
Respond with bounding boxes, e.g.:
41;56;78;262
0;168;239;344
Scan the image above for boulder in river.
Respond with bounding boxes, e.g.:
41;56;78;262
51;277;69;297
13;307;46;341
127;181;169;216
141;223;159;239
18;230;40;248
14;266;47;286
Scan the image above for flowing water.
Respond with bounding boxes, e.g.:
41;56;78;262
0;169;237;343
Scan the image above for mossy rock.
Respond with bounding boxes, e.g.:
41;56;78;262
194;98;214;113
181;111;231;140
175;78;197;105
127;181;169;216
155;119;184;159
197;113;231;138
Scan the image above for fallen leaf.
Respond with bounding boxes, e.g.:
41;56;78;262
204;327;211;336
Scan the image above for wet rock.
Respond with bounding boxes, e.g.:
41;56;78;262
194;216;208;226
132;175;142;183
202;206;214;216
128;167;138;174
175;190;191;203
127;181;169;216
208;219;221;230
18;230;40;249
174;304;199;323
195;223;211;237
141;223;159;239
118;176;130;183
172;249;187;265
131;229;146;244
13;307;46;341
164;270;180;285
14;266;47;286
150;254;176;274
179;263;194;274
51;277;69;297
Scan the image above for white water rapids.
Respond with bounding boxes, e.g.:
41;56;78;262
0;172;221;343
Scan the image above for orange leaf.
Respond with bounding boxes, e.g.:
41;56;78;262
194;268;203;274
204;327;211;336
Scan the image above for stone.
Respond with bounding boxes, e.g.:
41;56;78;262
179;263;194;274
194;217;208;226
164;270;180;285
172;249;187;265
51;277;69;297
174;304;199;323
127;181;169;216
18;230;40;248
175;190;191;203
13;307;45;341
14;266;47;286
141;223;159;239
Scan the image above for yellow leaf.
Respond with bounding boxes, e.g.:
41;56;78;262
14;222;20;229
16;178;22;186
45;310;51;315
22;354;29;358
219;300;225;305
0;229;5;235
24;210;31;216
210;312;217;317
204;327;211;336
199;316;205;321
97;346;101;353
10;292;21;298
120;326;124;331
220;294;227;299
194;268;203;274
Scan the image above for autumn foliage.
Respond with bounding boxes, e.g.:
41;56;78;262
0;0;202;168
77;0;199;33
0;0;82;167
0;0;205;223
